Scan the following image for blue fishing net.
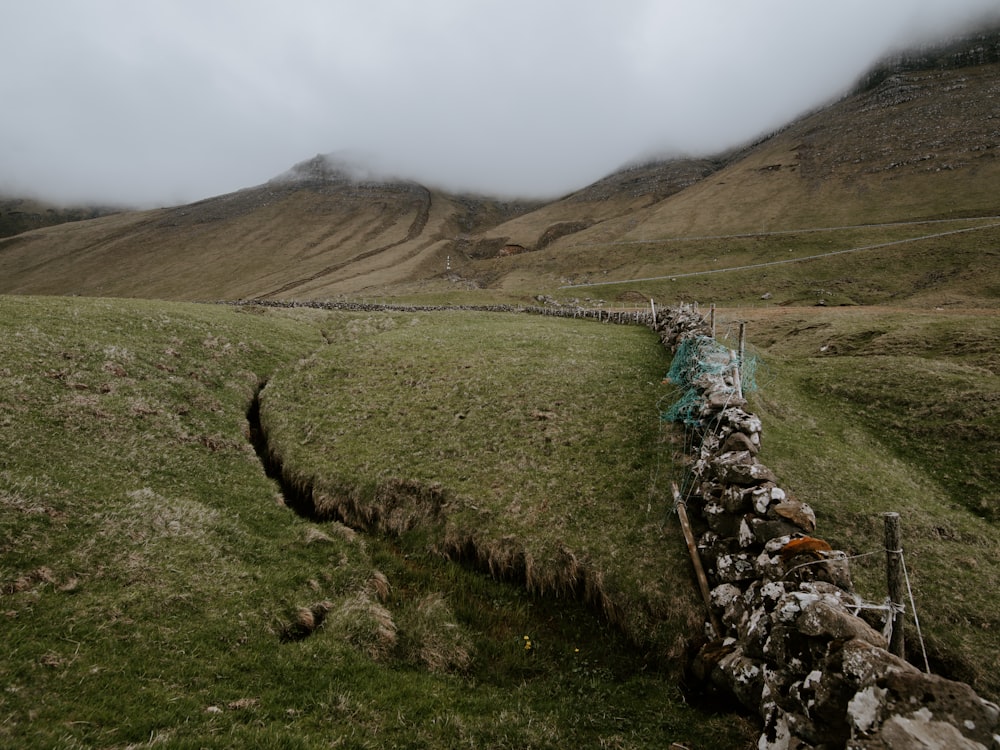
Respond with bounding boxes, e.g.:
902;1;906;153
661;335;760;426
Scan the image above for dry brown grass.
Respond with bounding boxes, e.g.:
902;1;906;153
3;62;998;308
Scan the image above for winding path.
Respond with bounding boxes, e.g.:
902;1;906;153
559;217;1000;289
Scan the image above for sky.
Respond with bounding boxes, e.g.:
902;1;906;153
2;1;1000;207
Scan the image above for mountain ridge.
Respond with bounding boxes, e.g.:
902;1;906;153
1;26;999;304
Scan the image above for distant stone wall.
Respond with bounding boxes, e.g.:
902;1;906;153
654;304;1000;750
227;298;658;326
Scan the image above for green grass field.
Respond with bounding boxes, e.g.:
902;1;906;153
3;294;997;749
259;311;706;653
524;218;1000;309
0;296;756;749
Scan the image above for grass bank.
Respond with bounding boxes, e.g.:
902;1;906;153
716;306;1000;699
0;296;755;749
259;310;706;660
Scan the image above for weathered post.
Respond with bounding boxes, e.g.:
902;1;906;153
672;482;722;637
710;304;716;339
650;298;657;326
738;322;747;365
884;512;905;658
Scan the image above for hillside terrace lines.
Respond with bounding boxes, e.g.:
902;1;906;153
0;210;168;278
559;219;1000;289
257;186;433;299
564;214;1000;247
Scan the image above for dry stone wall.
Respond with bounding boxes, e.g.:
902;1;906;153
654;304;1000;750
228;297;658;326
230;297;998;748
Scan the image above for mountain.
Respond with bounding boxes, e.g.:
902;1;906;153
0;197;122;239
2;28;999;305
0;156;539;300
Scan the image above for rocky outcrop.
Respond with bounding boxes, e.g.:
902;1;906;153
655;304;1000;749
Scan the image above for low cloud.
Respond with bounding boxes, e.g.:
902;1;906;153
2;0;999;206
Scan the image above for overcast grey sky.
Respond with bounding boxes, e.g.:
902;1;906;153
2;1;999;206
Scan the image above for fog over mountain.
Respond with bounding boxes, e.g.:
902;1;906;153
3;0;999;207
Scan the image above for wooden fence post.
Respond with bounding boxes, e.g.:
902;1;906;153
710;304;716;339
885;512;905;658
672;482;722;638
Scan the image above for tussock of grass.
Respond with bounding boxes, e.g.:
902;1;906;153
401;592;474;673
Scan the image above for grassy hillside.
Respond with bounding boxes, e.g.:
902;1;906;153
0;173;538;302
715;306;1000;698
0;197;122;239
258;311;704;655
2;61;999;304
455;63;1000;302
539;216;1000;309
0;296;756;749
2;292;998;749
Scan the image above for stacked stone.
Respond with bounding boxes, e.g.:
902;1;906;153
226;298;657;326
654;305;1000;750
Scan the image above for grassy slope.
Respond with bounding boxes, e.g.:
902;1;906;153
715;307;1000;698
260;312;704;656
0;296;755;749
0;183;538;303
531;218;1000;309
0;185;434;301
3;64;998;306
452;63;1000;303
0;197;123;240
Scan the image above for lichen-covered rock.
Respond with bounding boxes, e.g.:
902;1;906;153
653;304;997;750
703;499;744;537
715;552;758;583
712;457;779;486
861;712;990;749
755;549;786;580
718;407;763;440
719;484;751;513
770;499;817;533
796;597;887;648
715;646;765;708
852;669;1000;748
752;483;786;514
751;516;807;546
737;603;773;658
839;638;917;687
720;429;760;455
704;387;746;410
711;583;746;629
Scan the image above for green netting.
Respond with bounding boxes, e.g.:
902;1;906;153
661;388;703;425
740;353;760;394
661;335;762;426
664;336;728;388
